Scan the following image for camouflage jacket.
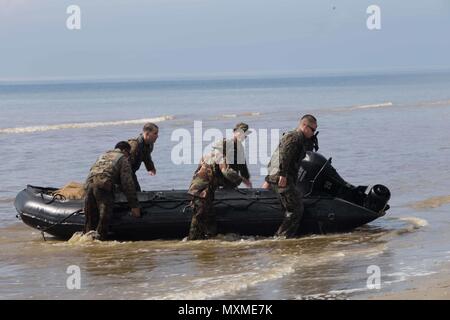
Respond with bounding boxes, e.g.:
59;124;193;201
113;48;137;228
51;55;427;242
128;134;155;173
265;130;310;185
188;145;243;198
213;138;250;184
85;149;139;208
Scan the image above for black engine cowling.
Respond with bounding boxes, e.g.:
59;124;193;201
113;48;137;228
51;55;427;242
364;184;391;212
298;152;390;213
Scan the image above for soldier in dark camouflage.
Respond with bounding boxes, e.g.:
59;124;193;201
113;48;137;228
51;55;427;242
128;123;159;191
187;123;253;240
213;123;253;189
84;141;141;240
263;115;318;238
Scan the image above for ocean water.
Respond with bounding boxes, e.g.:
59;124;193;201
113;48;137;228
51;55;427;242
1;71;450;299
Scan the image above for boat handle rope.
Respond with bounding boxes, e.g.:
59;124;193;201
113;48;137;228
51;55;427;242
37;208;83;241
304;157;332;197
40;192;67;205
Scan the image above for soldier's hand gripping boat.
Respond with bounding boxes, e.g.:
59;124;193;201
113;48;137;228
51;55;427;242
14;152;391;240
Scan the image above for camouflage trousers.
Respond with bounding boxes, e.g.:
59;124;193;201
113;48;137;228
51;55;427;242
84;184;114;240
271;183;304;238
188;192;217;240
187;162;219;240
131;171;141;192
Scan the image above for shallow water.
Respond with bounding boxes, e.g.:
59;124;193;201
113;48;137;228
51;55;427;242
1;71;450;299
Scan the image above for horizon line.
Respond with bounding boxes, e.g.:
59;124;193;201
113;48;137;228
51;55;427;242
1;65;450;85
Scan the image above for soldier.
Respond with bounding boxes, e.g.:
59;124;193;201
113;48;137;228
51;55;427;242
213;122;253;189
84;141;141;240
128;123;159;191
187;123;253;240
263;115;318;238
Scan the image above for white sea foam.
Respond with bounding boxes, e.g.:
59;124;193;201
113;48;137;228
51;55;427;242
325;102;395;113
377;217;428;240
0;115;174;135
349;102;393;110
332;102;393;112
0;197;15;204
147;262;296;300
398;217;428;228
328;287;369;295
221;112;261;118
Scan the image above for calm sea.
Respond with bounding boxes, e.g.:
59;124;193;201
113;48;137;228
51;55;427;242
1;71;450;299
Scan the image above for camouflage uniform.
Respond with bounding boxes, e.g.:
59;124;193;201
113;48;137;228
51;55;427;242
265;130;311;238
128;134;155;191
213;138;250;189
84;149;139;239
187;145;244;240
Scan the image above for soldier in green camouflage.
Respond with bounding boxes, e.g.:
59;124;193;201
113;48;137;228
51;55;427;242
263;115;318;238
84;141;141;240
212;123;253;189
128;123;159;191
187;123;253;240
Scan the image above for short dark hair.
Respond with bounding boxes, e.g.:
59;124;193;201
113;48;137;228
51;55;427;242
301;114;317;124
115;141;131;153
143;122;159;133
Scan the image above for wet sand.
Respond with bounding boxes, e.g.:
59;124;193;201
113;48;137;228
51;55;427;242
369;264;450;300
410;195;450;210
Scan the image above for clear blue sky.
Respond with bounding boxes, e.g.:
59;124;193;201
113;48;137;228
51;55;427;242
1;0;449;80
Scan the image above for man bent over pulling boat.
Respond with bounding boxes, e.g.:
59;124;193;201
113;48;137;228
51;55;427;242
187;123;253;240
84;141;141;240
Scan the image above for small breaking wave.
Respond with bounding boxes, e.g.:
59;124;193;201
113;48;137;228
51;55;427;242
298;269;438;299
67;231;101;244
333;102;394;112
349;102;394;110
297;292;348;300
0;197;15;204
328;287;369;296
377;217;428;240
409;195;450;210
148;262;296;300
221;112;261;119
327;98;450;113
0;115;174;135
398;217;428;228
64;231;126;247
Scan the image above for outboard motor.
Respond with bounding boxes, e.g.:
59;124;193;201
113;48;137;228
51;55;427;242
364;184;391;213
298;152;390;213
298;152;355;197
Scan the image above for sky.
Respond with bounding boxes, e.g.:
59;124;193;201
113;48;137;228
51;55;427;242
1;0;449;80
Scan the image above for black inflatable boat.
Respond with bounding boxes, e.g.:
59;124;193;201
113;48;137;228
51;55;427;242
14;152;391;240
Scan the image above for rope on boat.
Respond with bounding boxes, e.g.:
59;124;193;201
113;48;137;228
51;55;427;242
38;208;83;241
40;192;66;205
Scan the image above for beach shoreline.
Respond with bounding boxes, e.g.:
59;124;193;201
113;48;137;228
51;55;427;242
367;264;450;300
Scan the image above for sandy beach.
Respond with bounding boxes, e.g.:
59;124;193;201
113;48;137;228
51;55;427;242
369;264;450;300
